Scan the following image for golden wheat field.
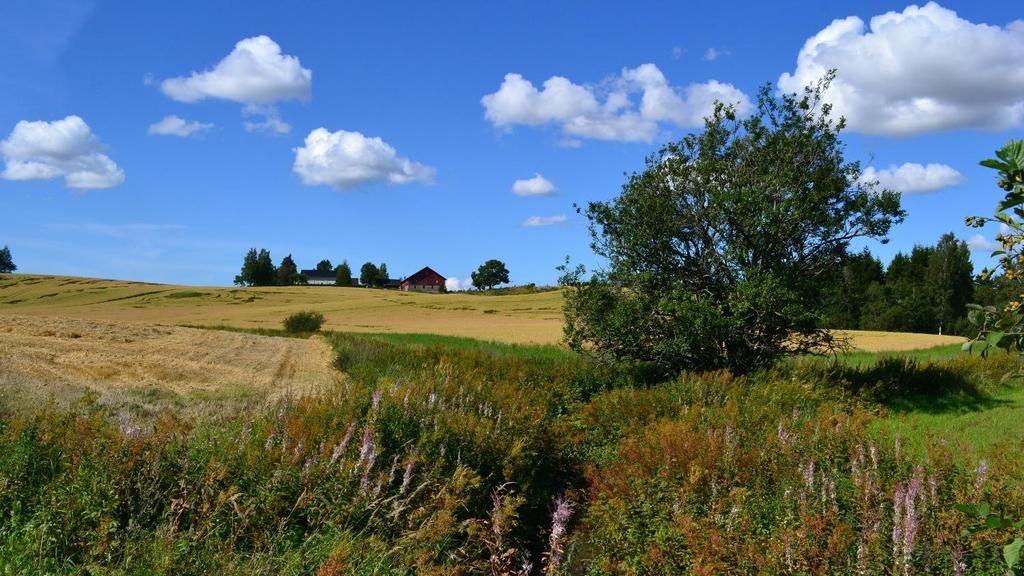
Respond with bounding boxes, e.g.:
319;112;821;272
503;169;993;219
0;313;341;414
0;273;965;351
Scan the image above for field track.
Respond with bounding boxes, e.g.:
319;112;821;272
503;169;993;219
0;274;964;350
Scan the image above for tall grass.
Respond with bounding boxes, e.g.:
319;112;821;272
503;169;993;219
0;332;1021;573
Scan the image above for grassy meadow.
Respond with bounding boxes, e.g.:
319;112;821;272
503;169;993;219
2;273;1023;574
0;274;965;351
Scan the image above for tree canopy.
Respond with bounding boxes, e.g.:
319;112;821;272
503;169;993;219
335;260;353;286
316;259;333;272
0;245;15;274
471;260;510;290
235;248;277;287
277;254;303;286
360;262;380;287
561;75;905;375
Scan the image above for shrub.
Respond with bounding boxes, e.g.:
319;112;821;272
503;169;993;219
282;311;324;333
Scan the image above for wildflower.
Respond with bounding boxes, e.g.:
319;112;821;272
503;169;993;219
371;389;383;411
358;426;377;472
892;485;905;568
331;422;356;466
973;459;988;495
545;496;573;575
777;421;789;446
400;457;415;494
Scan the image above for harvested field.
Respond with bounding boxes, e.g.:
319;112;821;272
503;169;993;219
0;274;964;351
0;314;341;414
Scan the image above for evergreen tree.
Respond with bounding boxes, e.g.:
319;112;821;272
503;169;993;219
379;263;389;282
234;248;259;286
316;259;333;272
277;254;302;285
0;245;16;274
253;249;277;286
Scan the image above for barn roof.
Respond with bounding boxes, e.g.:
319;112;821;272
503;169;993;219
403;266;444;283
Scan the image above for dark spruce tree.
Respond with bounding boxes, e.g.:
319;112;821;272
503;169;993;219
277;254;303;285
561;74;905;375
471;259;511;290
316;259;333;272
0;245;15;274
378;263;389;282
234;248;259;286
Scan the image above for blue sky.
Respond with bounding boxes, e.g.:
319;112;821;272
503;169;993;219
1;1;1021;287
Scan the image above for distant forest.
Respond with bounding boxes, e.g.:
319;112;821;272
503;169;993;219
820;232;1014;336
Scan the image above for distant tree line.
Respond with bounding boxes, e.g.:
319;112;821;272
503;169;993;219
818;232;974;335
233;248;393;288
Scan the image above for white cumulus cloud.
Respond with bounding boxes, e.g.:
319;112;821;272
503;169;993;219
860;162;963;194
293;128;435;191
778;2;1024;135
512;173;556;196
242;105;290;134
148;115;214;137
445;277;473;291
522;215;567;227
1;115;124;189
481;63;750;143
966;234;1000;252
160;35;312;104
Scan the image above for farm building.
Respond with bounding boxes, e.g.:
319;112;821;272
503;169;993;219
300;269;337;285
400;267;445;292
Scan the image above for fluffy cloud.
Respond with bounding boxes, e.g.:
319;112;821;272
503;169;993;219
512;173;556;196
860;162;963;194
1;116;124;189
778;3;1024;135
966;234;1000;252
521;214;567;227
445;277;473;291
160;36;312;104
481;63;749;143
293;128;435;191
147;115;214;137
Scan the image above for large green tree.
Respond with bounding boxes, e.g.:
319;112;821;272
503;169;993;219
471;260;510;290
316;259;333;272
0;245;15;274
561;76;904;375
235;248;277;286
360;262;379;287
378;263;389;282
277;254;303;285
335;260;353;286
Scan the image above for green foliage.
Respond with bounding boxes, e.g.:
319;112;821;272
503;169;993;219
471;259;511;290
359;262;379;287
277;254;303;286
967;139;1024;354
316;259;333;272
956;502;1024;574
0;244;15;274
234;247;277;287
563;75;905;375
282;310;325;333
335;260;353;286
378;262;389;281
822;234;975;335
1;333;1023;573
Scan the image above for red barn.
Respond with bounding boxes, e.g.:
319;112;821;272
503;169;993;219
400;266;446;292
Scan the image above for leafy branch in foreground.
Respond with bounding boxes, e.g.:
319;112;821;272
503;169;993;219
965;139;1024;354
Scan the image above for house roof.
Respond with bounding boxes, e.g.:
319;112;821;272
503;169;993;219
301;269;335;279
402;266;445;284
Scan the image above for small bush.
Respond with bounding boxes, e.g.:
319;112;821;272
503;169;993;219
282;310;324;333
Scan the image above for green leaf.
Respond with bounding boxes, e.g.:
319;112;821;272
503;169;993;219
992;250;1007;256
981;159;1010;170
980;503;991;517
987;331;1006;348
1005;538;1023;569
985;514;1008;529
954;503;979;515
